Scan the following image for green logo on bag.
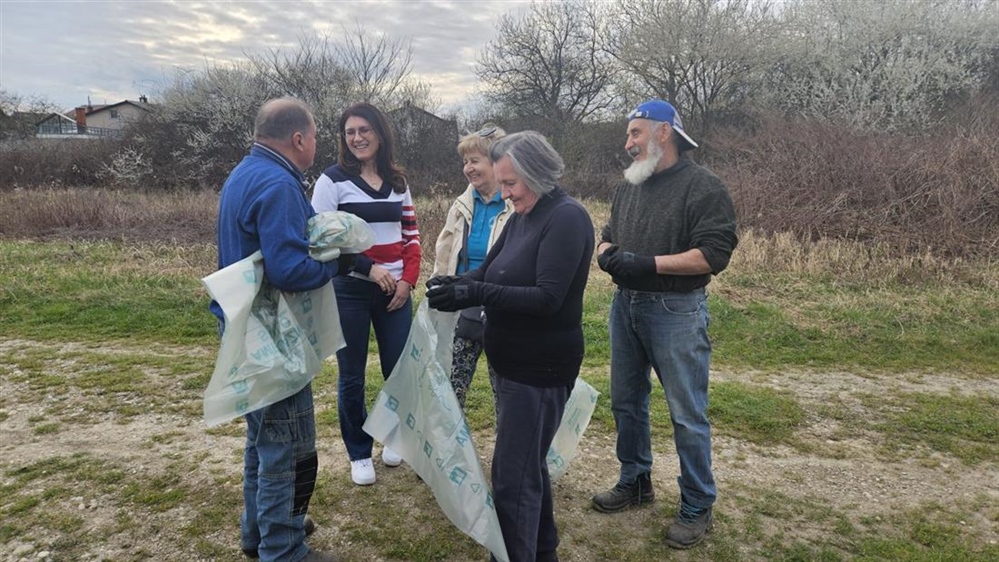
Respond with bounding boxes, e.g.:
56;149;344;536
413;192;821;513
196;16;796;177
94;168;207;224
449;467;467;486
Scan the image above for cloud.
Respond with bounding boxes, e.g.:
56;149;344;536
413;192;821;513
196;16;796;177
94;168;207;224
0;0;516;110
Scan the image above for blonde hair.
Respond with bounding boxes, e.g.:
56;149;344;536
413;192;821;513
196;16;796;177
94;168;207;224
457;124;507;157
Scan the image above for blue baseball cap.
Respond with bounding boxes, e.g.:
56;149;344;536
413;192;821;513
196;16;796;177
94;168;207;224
627;99;698;150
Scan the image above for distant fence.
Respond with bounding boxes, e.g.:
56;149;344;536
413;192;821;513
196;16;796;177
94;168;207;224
36;123;122;139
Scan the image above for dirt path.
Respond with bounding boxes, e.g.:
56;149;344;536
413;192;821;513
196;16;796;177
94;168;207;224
1;339;997;561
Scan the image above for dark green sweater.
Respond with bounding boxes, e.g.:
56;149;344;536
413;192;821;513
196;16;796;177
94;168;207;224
600;156;738;293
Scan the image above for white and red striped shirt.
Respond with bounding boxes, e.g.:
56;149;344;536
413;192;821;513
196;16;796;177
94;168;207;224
312;164;421;286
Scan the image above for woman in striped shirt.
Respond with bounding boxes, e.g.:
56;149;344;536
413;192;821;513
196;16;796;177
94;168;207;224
311;103;421;486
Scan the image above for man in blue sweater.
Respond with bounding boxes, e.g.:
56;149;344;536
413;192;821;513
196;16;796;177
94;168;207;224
592;100;738;550
213;97;340;562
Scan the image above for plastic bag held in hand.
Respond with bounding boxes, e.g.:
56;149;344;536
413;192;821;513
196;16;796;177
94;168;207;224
202;211;374;427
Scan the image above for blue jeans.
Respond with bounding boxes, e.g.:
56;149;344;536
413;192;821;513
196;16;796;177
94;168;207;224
609;287;716;509
333;275;412;460
490;371;570;562
241;384;318;562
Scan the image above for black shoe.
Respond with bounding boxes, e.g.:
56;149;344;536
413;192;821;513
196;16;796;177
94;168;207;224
591;472;655;513
664;502;713;549
242;517;315;559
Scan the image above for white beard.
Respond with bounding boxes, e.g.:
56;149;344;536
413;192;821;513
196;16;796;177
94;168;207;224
623;135;664;186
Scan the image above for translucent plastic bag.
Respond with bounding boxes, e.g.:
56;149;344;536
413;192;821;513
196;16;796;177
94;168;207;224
202;211;374;427
307;210;377;262
363;301;601;561
547;378;600;481
363;301;510;562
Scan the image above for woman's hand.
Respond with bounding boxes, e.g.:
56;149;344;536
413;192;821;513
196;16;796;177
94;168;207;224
369;264;396;295
387;280;412;312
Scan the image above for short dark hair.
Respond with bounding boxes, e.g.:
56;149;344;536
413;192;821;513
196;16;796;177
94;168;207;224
254;97;314;141
337;102;408;194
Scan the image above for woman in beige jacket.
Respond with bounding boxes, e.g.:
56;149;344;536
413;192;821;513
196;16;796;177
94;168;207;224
430;125;514;409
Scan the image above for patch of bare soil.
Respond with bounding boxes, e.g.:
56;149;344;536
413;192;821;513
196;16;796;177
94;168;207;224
1;339;997;561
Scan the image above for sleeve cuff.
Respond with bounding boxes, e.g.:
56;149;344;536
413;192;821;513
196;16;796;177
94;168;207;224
353;254;373;276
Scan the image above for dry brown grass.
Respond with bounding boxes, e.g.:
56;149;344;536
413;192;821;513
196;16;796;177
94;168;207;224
2;188;995;291
0;187;217;245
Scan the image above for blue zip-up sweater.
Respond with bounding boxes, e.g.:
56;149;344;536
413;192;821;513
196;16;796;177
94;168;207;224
210;143;337;322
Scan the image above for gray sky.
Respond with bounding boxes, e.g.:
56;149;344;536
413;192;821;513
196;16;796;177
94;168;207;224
0;0;527;111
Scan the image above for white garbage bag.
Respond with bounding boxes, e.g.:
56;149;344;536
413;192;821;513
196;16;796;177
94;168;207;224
363;300;602;561
547;378;600;482
363;301;510;562
201;211;374;427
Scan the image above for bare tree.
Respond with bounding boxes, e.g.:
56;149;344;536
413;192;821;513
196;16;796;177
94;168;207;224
476;0;618;129
609;0;779;130
0;89;62;140
336;21;415;104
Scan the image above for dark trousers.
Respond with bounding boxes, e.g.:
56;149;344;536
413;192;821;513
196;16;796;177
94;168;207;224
490;369;571;562
333;275;412;460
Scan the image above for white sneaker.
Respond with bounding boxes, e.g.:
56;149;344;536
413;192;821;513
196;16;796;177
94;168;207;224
382;446;403;467
350;458;375;485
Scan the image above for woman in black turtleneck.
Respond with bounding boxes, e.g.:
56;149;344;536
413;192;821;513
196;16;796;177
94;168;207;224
427;131;594;562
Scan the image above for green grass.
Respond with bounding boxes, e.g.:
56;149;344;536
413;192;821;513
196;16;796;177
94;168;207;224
710;381;806;445
709;283;999;374
865;392;999;465
2;239;997;377
0;240;217;345
1;238;998;561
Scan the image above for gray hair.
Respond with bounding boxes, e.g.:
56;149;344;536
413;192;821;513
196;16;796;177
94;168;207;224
488;131;564;196
645;119;684;152
254;97;314;141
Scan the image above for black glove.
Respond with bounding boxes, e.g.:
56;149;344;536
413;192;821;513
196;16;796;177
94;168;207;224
425;274;463;289
335;253;358;276
613;252;657;279
426;278;482;312
597;244;620;273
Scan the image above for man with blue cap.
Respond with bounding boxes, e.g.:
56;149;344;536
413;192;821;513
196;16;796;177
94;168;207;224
592;99;738;549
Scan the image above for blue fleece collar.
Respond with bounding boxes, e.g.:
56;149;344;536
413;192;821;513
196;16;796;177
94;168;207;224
251;142;309;193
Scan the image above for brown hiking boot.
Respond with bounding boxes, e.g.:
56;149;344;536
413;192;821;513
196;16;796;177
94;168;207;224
664;502;713;549
591;472;655;513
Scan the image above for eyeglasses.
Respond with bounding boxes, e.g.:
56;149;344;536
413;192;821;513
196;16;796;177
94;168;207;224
477;126;498;138
344;126;374;138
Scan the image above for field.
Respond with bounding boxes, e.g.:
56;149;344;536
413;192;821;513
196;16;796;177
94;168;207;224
1;189;997;562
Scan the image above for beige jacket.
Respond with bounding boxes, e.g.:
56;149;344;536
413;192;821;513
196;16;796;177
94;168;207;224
432;184;514;276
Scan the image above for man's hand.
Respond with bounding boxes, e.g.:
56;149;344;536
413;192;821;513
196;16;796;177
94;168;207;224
425;275;463;289
336;253;357;276
597;244;620;274
426;278;482;312
614;252;657;279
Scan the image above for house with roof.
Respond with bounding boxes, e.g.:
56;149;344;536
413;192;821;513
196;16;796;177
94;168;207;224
36;96;152;139
387;101;463;191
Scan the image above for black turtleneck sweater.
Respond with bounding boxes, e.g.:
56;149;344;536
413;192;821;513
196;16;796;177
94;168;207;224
600;156;738;293
464;187;594;387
